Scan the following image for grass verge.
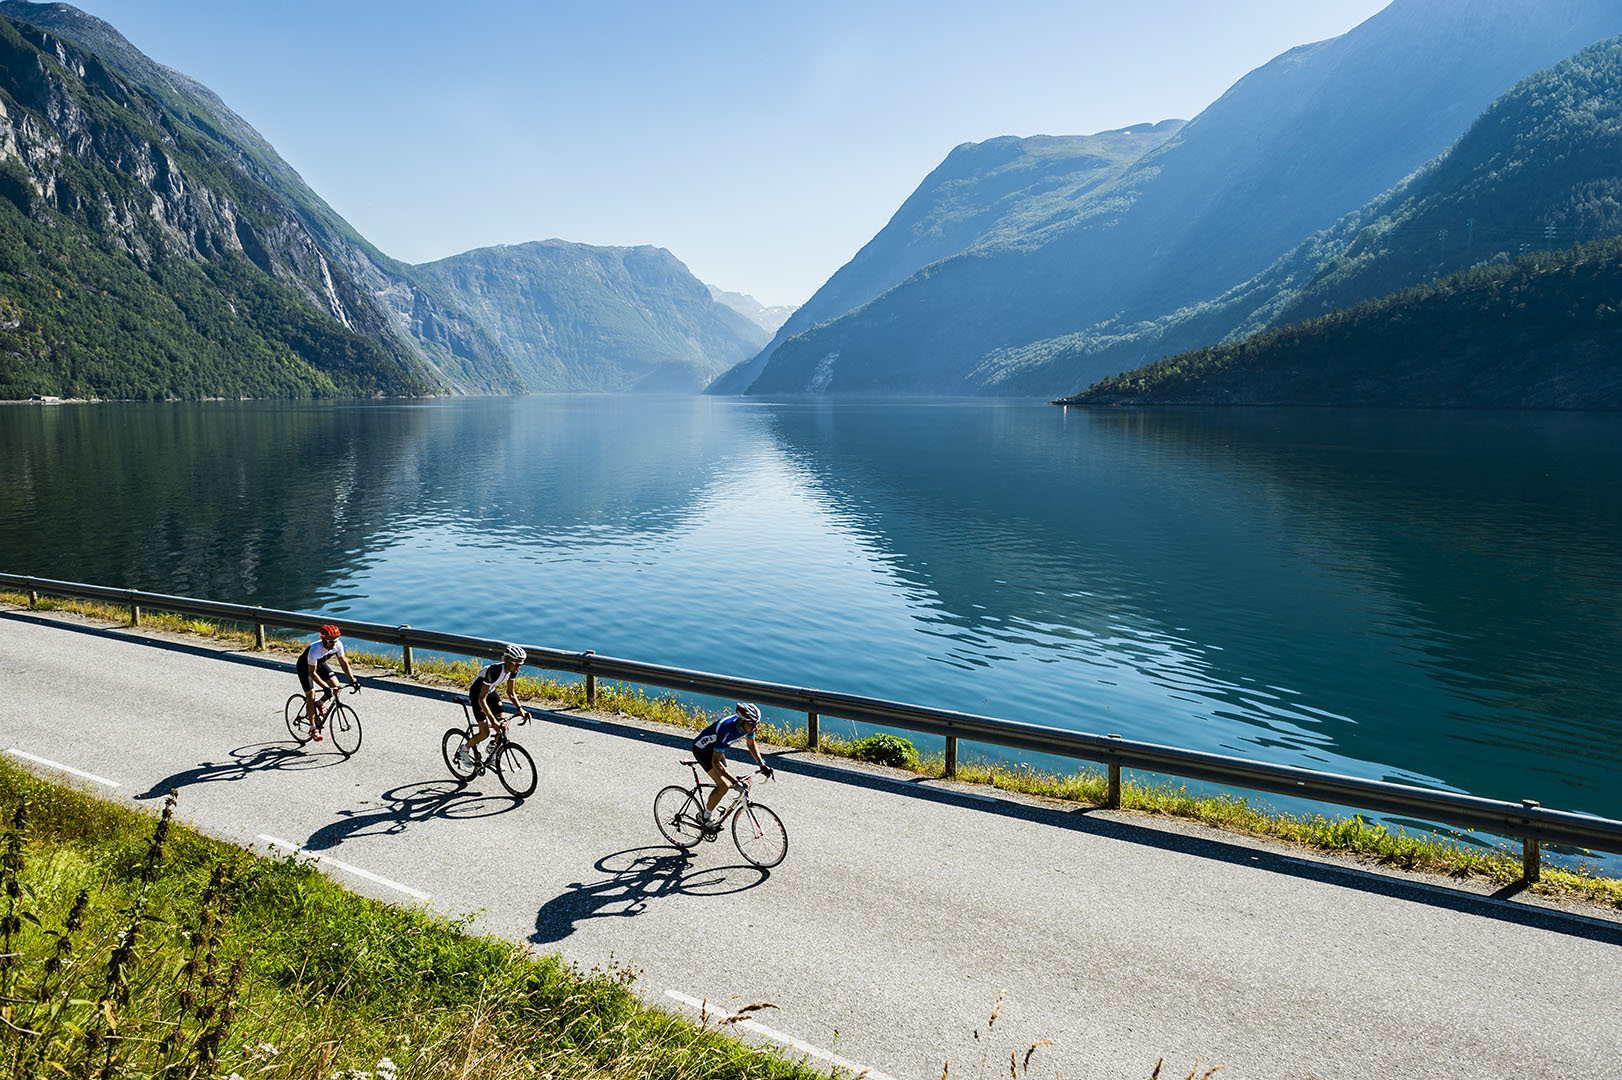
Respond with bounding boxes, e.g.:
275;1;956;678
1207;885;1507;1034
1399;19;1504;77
5;590;1620;910
0;756;824;1080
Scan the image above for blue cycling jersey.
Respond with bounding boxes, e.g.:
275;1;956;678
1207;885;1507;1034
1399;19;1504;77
693;714;751;752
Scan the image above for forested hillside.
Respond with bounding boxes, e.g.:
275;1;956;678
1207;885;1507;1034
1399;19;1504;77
1006;33;1622;395
418;241;769;393
0;3;523;399
1060;236;1622;408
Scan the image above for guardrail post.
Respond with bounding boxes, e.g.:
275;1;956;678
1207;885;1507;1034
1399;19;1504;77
1522;799;1542;883
254;622;266;650
400;625;413;676
27;589;37;608
945;736;958;778
1107;734;1123;809
584;650;596;708
807;711;819;749
130;603;141;627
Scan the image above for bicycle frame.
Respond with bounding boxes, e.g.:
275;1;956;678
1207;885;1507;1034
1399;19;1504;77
680;760;767;825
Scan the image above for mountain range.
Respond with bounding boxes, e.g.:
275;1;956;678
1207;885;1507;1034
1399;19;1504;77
0;2;764;399
720;0;1622;399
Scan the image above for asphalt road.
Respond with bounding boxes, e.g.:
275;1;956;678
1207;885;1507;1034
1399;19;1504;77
1;606;1618;1079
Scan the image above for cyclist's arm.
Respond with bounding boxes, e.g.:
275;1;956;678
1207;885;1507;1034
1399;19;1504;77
744;734;764;768
504;679;527;720
337;653;358;689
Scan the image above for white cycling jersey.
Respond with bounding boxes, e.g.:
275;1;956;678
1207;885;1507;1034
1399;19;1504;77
303;638;345;665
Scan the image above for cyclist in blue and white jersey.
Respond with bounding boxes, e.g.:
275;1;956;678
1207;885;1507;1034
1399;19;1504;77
298;624;359;741
692;702;773;832
456;644;534;770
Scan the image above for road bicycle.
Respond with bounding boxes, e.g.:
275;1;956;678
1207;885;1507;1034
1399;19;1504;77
653;760;787;868
283;684;362;757
441;702;539;799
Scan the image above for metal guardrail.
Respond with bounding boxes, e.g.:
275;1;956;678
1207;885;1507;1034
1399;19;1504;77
5;571;1620;882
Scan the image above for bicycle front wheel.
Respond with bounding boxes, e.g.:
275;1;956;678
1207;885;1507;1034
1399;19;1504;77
654;784;710;848
284;694;311;744
442;728;477;782
328;703;363;757
733;802;788;868
493;740;537;799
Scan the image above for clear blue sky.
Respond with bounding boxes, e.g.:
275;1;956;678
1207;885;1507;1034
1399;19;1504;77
62;0;1391;307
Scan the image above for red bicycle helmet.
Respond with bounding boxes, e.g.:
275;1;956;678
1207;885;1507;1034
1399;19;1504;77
319;624;341;639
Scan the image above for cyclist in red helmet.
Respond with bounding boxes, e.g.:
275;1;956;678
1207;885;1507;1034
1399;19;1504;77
298;624;359;741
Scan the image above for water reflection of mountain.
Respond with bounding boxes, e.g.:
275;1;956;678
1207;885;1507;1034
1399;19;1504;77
0;398;742;612
760;404;1622;816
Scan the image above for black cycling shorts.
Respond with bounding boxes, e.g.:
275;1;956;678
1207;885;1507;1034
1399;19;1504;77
693;745;721;772
470;688;502;724
296;655;336;693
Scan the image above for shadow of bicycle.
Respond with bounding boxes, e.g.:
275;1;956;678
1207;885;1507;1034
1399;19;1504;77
132;741;339;800
303;779;523;851
531;846;768;944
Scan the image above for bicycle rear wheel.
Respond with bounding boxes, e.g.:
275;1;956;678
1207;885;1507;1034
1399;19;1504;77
442;728;477;782
328;703;363;757
732;802;788;868
654;784;711;848
284;694;311;744
493;740;538;799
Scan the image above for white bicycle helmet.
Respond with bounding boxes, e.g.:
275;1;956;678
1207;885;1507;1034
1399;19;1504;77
503;643;527;663
736;702;761;723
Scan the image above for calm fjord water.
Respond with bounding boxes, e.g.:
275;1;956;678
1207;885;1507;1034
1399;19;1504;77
4;397;1620;858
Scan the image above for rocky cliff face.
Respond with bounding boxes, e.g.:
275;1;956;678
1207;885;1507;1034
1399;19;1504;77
0;2;522;395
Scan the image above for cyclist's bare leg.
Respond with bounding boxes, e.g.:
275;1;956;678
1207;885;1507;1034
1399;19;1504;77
468;710;493;753
703;758;736;815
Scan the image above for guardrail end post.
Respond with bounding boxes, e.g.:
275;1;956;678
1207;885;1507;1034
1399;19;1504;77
807;711;819;750
1107;733;1123;809
254;622;266;651
400;625;413;676
583;650;596;708
1521;799;1542;883
945;735;958;778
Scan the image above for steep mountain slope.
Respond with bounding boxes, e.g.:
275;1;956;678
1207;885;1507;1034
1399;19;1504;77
743;0;1622;397
1004;33;1622;394
0;1;522;396
707;122;1182;394
1060;235;1622;408
417;241;770;393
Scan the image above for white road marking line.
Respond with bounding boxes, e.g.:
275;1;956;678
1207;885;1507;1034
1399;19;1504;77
257;835;430;900
6;748;120;788
664;989;902;1080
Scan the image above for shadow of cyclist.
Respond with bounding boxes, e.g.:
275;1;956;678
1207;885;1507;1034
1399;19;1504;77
304;779;524;851
530;846;767;944
132;741;338;800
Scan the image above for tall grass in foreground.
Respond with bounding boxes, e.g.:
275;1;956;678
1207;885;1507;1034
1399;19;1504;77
6;591;1619;908
0;760;822;1080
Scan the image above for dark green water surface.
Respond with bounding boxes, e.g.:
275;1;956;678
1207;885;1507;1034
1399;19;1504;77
3;398;1618;863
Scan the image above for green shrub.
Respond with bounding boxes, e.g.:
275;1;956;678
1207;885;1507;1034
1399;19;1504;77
850;733;919;769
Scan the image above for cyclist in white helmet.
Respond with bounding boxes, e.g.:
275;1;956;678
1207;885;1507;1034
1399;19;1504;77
691;702;773;832
457;644;533;770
